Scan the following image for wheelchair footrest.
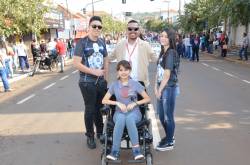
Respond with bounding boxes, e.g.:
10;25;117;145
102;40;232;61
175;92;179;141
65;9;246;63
106;159;122;164
127;159;145;163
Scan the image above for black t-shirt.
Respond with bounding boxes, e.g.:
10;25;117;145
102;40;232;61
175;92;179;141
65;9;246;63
74;36;108;82
157;49;178;87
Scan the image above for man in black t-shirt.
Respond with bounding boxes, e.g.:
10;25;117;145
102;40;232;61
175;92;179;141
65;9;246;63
73;16;109;149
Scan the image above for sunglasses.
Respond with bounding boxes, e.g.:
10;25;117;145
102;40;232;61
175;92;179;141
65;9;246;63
128;27;139;31
91;25;102;30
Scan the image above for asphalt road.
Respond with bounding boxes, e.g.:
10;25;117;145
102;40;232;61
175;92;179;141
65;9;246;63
0;54;250;165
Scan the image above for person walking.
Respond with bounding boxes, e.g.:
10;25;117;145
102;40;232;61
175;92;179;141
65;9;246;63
73;16;109;149
0;41;12;92
56;38;66;73
239;32;249;61
16;39;30;72
109;19;157;87
155;29;179;151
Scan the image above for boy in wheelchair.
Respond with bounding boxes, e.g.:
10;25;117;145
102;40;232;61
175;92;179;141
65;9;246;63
102;60;151;161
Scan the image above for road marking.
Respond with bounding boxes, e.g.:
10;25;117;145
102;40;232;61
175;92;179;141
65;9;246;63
60;75;69;80
242;80;250;84
43;82;56;90
202;63;209;67
224;72;237;78
211;67;220;71
72;70;78;74
17;94;35;104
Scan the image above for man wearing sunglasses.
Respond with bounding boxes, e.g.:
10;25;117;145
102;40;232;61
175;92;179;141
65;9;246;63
109;19;157;87
73;16;108;149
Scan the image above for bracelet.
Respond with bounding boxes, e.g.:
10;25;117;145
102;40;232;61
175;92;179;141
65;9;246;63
134;101;139;106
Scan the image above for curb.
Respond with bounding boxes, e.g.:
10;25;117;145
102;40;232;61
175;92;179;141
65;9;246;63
0;59;73;87
202;52;250;67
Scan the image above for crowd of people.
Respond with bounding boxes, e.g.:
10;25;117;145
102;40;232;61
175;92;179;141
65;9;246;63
0;37;75;92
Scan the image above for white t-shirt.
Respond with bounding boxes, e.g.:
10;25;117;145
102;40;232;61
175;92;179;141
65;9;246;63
125;39;138;81
16;43;27;57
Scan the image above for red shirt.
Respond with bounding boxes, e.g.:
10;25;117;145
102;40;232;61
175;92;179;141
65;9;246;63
56;41;66;56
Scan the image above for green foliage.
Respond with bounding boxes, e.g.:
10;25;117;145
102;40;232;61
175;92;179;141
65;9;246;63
101;15;126;35
177;0;250;33
0;0;49;37
144;19;172;32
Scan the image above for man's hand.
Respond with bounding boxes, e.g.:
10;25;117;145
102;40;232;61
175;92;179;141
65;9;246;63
93;69;105;77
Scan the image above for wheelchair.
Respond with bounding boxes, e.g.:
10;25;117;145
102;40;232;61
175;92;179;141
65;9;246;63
99;103;153;165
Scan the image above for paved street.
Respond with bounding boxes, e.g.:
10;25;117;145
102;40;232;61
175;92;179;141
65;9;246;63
0;54;250;165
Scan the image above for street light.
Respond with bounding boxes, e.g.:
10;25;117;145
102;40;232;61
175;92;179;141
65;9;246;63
82;0;104;16
163;0;170;23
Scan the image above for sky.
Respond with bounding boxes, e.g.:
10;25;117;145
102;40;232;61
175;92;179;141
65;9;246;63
54;0;191;16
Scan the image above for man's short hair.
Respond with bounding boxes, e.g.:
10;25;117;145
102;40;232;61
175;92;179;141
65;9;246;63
127;19;138;25
89;16;102;25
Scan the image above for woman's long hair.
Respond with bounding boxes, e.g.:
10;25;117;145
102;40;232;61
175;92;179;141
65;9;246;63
158;29;176;64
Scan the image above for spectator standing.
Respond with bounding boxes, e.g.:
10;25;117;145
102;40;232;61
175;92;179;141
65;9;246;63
221;33;229;57
73;16;109;149
109;19;157;87
191;34;200;62
155;29;179;151
239;32;249;61
31;39;40;64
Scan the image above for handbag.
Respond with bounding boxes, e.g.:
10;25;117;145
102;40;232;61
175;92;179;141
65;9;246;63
222;44;228;49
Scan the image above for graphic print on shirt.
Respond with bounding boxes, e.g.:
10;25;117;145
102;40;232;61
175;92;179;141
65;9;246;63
157;57;164;83
87;43;103;69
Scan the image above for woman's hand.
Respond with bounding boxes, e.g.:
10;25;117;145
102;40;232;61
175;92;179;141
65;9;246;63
156;89;162;100
127;102;137;111
116;102;127;112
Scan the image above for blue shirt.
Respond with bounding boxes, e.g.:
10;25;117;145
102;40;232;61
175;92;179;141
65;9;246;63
108;79;144;113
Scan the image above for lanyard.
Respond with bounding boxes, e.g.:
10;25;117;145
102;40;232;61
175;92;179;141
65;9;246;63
126;42;137;63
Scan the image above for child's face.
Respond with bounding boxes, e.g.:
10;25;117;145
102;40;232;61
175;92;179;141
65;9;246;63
118;65;131;79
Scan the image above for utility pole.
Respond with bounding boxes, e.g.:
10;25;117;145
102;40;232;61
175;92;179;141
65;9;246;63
179;0;181;16
163;0;170;24
92;0;94;16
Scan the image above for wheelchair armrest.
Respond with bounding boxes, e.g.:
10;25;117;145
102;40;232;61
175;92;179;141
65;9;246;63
100;105;111;115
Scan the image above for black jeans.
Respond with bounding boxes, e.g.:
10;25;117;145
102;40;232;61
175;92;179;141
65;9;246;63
192;47;199;61
79;79;107;137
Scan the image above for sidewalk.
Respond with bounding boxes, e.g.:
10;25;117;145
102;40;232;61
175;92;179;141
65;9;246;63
0;58;73;87
202;49;250;67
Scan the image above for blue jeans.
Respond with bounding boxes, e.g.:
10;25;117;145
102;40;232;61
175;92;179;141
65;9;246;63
112;110;142;152
157;86;176;143
18;56;29;70
239;46;248;60
0;68;10;91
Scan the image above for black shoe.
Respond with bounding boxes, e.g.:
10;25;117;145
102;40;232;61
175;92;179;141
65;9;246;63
96;132;102;139
156;142;174;151
158;137;167;146
87;136;96;149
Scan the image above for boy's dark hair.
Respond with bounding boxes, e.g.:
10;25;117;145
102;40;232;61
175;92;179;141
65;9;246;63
89;16;102;25
116;60;132;71
127;19;138;25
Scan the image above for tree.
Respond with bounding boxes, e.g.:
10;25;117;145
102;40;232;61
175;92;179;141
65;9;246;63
101;15;126;36
0;0;49;37
177;0;250;33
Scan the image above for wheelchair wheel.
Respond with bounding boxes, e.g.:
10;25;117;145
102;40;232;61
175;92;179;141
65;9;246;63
146;153;153;165
101;153;108;165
